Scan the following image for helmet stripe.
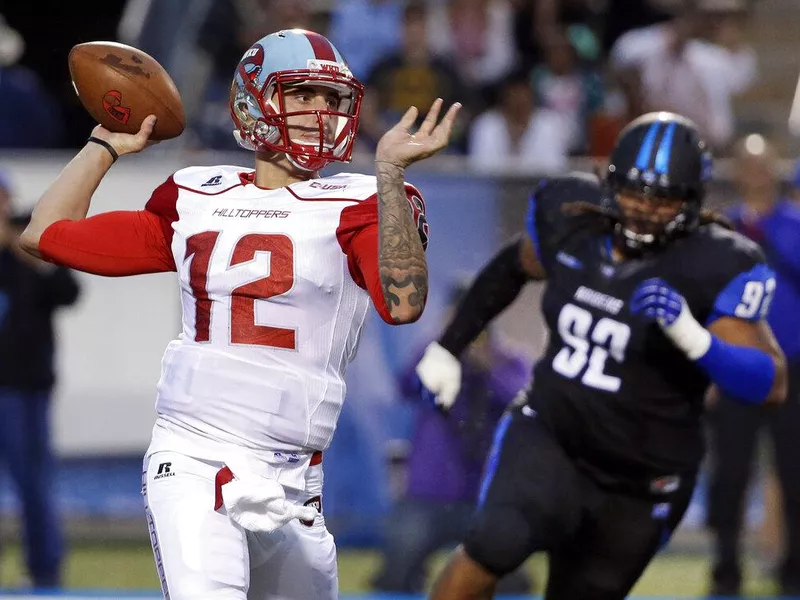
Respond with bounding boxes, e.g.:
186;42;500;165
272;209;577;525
304;31;336;62
635;122;661;171
654;122;677;175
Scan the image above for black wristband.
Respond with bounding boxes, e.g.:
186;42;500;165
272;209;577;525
87;136;119;163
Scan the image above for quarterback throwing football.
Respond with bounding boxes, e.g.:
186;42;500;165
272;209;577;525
21;29;460;600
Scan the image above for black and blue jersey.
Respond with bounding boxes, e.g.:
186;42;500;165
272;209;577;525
524;176;775;481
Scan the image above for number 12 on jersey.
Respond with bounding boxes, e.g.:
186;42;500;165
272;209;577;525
552;303;631;392
186;231;296;349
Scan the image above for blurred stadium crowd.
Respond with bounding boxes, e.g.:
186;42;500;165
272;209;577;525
0;0;785;159
2;0;800;597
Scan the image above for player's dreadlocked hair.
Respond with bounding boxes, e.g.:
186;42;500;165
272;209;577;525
555;199;732;247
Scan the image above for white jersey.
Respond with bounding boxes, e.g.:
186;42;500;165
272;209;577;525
143;166;426;469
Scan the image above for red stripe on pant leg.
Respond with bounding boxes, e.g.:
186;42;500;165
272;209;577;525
214;466;235;510
304;32;336;61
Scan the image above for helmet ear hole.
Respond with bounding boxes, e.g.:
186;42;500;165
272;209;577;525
230;83;282;149
254;120;279;144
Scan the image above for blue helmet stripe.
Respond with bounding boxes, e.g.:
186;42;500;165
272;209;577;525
634;122;661;171
654;122;677;175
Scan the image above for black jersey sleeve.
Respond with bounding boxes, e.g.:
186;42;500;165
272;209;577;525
686;226;776;326
525;174;605;273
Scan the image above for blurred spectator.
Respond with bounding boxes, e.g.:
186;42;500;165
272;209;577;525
134;0;321;80
468;69;570;172
609;1;756;150
1;2;126;148
0;171;80;588
427;0;516;94
529;26;604;154
0;15;65;148
235;0;323;55
601;0;676;56
327;0;405;80
511;0;602;70
190;0;322;150
360;2;471;151
705;135;800;596
371;281;533;594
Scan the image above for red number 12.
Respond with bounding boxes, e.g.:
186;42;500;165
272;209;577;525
185;232;296;349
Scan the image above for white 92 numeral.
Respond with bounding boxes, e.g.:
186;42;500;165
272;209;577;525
552;304;631;392
735;278;776;319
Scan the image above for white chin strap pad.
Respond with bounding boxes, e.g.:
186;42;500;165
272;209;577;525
287;153;315;172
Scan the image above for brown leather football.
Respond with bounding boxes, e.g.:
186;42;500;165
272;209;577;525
68;41;185;141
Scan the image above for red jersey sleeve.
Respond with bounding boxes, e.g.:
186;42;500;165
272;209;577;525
404;183;429;250
336;184;429;324
38;176;179;276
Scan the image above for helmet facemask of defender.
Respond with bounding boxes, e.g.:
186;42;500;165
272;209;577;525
605;112;712;255
229;30;364;173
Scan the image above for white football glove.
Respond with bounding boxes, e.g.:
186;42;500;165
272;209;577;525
415;342;462;411
630;278;712;360
219;466;318;533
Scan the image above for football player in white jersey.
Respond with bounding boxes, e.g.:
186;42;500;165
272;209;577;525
19;29;460;600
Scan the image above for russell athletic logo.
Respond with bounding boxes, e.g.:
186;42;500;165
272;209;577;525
154;462;175;480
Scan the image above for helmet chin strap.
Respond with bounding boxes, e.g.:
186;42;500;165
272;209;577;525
232;129;331;172
286;152;330;172
614;209;692;257
613;224;653;258
620;226;656;247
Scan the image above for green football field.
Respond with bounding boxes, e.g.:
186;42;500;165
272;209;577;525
0;543;785;597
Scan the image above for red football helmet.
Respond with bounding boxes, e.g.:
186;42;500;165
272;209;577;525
230;29;364;172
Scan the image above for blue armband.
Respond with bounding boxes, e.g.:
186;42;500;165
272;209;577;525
696;336;775;405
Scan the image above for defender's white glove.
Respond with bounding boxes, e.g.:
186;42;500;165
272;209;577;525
415;342;462;411
630;278;712;359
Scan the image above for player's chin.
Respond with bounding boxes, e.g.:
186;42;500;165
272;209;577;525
290;133;334;147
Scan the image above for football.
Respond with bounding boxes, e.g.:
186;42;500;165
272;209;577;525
68;41;185;141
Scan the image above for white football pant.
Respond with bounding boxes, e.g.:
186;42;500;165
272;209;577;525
142;451;337;599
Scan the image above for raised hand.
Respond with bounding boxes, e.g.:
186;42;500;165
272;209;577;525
375;98;461;169
89;115;159;158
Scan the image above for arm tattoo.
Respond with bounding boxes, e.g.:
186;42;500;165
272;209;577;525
376;161;428;321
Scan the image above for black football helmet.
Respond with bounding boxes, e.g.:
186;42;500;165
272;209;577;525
605;111;712;253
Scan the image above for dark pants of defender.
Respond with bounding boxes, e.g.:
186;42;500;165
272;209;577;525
463;407;695;600
0;388;63;588
372;499;532;593
707;359;800;594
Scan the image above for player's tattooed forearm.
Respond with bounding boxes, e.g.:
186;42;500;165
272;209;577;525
380;273;429;308
376;161;428;319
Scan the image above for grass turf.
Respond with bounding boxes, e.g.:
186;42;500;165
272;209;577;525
0;543;785;597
